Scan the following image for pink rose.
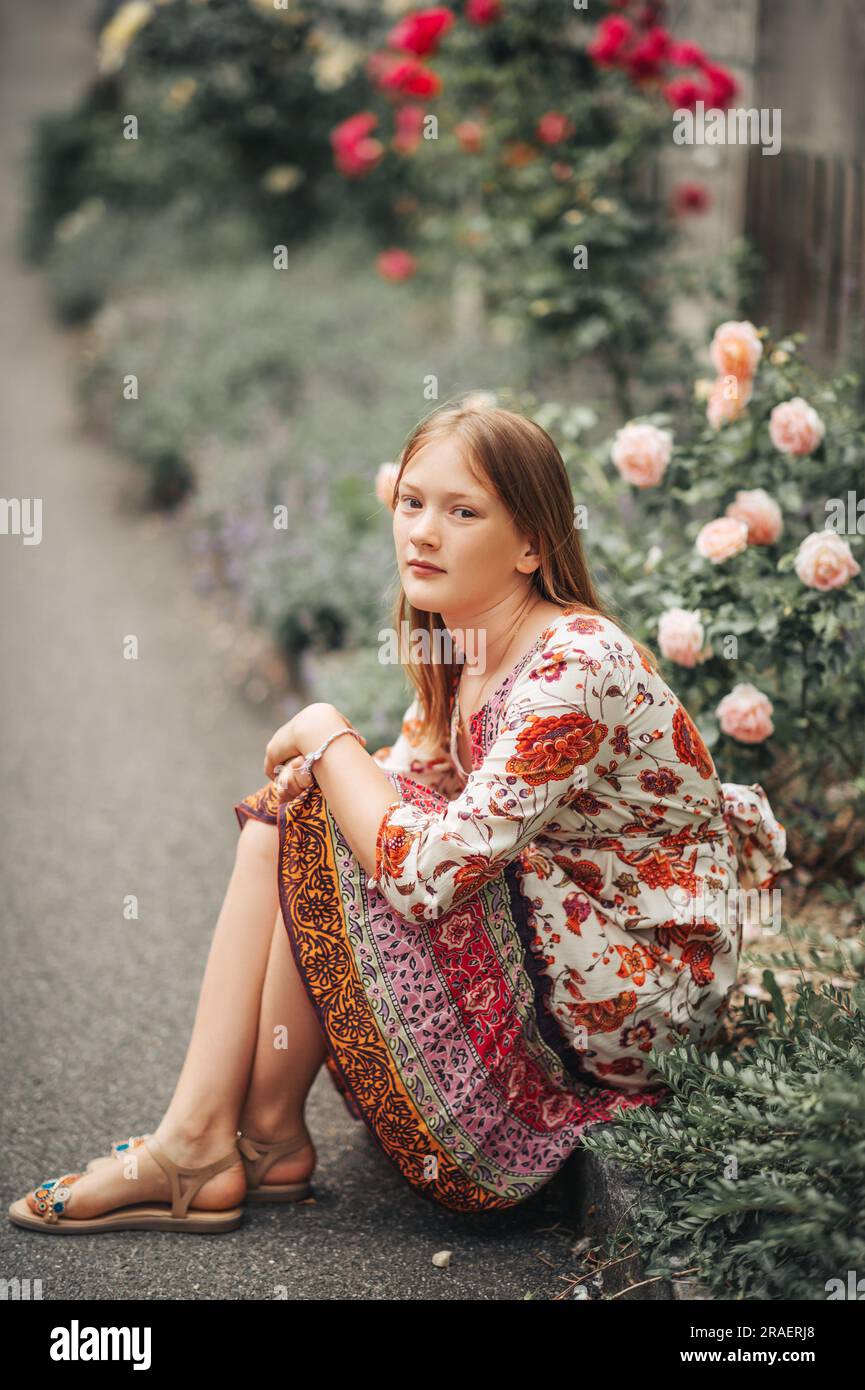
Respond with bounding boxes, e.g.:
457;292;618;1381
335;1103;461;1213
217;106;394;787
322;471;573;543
706;374;752;429
610;422;673;488
375;462;400;508
716;683;774;744
376;248;417;281
657;607;707;668
709;320;763;381
725;488;783;546
769;397;825;455
794;530;861;591
695;516;749;563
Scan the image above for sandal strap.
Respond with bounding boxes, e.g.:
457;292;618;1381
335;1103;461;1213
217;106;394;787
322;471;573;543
143;1135;240;1218
111;1135;148;1161
237;1132;310;1188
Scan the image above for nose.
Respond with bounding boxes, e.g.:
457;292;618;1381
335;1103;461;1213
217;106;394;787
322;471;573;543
408;508;441;549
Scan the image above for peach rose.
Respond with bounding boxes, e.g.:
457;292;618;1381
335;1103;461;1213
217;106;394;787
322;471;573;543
709;320;763;381
657;607;708;668
706;374;753;429
725;488;783;546
769;397;825;455
375;462;400;508
610;422;673;488
794;530;861;591
716;683;775;744
695;516;749;563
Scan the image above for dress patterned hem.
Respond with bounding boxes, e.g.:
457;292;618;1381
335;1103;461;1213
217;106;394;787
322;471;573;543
234;772;665;1214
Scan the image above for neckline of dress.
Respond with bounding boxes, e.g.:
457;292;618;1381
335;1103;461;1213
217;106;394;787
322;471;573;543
449;607;572;777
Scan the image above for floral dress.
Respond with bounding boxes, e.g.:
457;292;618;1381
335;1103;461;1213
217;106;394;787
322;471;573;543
234;606;792;1213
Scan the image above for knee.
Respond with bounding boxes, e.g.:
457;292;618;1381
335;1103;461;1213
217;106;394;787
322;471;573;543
237;817;279;868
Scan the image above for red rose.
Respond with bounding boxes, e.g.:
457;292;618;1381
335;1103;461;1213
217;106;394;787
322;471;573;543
466;0;502;23
393;103;426;154
587;15;634;66
663;75;703;109
388;7;455;58
536;111;575;144
671;180;711;216
668;39;708;68
375;56;443;99
330;112;384;177
700;63;739;109
625;24;670;78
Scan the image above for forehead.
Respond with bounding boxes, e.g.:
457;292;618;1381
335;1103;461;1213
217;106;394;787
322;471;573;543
401;438;490;496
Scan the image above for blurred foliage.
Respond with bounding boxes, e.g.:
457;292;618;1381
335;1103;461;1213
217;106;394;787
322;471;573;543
21;0;394;297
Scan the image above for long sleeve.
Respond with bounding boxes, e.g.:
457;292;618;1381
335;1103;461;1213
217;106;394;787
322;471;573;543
370;639;612;922
370;694;463;799
720;781;793;890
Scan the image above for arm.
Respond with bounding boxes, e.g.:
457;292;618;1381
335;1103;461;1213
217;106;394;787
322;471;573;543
370;638;613;922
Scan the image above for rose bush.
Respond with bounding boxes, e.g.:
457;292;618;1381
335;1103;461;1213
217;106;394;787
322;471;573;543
579;323;863;881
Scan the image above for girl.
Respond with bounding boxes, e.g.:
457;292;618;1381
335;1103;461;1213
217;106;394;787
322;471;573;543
9;398;791;1231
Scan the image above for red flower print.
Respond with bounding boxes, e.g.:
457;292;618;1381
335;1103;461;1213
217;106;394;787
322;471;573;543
656;917;720;950
613;942;656;986
565;992;639;1033
681;939;717;986
568;788;610;817
506;710;609;787
672;704;715;779
566;615;606;634
376;820;415;886
638;766;683;797
555;856;605;898
595;1056;646;1078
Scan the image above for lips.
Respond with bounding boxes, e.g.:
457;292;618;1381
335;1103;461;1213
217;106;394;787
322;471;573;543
408;560;445;573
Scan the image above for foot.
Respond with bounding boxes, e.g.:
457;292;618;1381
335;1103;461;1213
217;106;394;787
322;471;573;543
239;1121;316;1189
24;1131;246;1222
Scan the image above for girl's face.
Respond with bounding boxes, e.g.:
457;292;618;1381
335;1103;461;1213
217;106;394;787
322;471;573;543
393;436;539;618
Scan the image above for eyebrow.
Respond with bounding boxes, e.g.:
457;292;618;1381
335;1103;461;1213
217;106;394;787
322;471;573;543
399;485;481;502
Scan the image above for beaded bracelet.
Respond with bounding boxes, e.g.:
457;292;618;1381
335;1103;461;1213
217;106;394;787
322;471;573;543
273;724;367;790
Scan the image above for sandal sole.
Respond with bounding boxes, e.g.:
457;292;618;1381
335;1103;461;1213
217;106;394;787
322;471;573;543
245;1182;313;1203
7;1197;244;1234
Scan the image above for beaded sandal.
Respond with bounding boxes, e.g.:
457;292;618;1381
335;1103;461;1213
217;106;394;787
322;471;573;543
7;1135;245;1234
236;1132;314;1203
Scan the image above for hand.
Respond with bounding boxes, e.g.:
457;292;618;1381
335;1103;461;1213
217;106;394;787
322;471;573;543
272;754;314;805
263;703;349;781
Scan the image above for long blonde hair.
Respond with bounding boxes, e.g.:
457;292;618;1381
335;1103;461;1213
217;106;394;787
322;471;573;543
386;396;659;754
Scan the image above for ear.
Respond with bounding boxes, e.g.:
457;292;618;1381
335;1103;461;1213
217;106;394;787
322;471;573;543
516;533;542;575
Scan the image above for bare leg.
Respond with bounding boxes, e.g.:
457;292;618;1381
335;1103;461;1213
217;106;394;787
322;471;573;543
40;818;324;1218
235;899;329;1183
